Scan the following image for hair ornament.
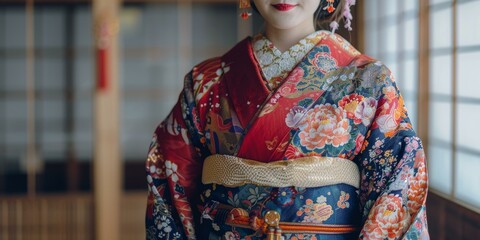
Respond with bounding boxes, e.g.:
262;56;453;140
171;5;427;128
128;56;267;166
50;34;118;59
330;0;356;34
324;0;336;13
239;0;252;20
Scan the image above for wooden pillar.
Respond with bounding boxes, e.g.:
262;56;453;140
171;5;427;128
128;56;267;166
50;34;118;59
92;0;121;239
26;0;37;197
354;0;365;53
418;0;430;156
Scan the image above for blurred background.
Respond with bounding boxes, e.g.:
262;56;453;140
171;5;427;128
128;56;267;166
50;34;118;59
0;0;479;239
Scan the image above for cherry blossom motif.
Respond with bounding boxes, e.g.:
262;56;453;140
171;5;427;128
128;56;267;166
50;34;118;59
355;97;377;126
337;191;350;209
165;160;179;182
148;164;166;180
298;104;351;150
362;195;410;239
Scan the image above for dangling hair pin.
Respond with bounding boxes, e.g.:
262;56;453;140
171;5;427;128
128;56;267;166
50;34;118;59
330;0;356;34
239;0;252;20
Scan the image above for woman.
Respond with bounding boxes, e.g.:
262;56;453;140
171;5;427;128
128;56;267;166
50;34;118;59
145;0;429;239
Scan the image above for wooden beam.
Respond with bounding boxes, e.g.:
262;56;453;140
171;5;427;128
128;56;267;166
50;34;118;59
26;0;38;198
92;0;122;239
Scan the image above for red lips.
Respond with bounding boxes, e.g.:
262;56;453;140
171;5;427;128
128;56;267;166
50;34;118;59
272;3;297;11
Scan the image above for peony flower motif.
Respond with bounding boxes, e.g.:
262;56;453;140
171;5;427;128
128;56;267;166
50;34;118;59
285;106;307;129
407;162;428;218
354;97;377;126
362;194;410;239
338;94;364;120
298;104;351;150
311;52;338;74
165;160;179;182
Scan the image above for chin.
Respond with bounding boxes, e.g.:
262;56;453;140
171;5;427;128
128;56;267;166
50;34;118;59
268;18;303;30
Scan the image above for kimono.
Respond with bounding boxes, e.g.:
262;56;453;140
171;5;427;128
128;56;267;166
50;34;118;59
145;30;429;240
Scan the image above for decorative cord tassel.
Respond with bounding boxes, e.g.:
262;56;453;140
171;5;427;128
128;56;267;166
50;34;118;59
274;228;282;240
266;227;275;240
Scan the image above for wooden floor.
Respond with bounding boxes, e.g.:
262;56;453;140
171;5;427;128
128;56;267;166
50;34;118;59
0;192;146;240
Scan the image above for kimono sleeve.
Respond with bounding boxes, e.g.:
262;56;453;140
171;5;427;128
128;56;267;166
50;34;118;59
356;64;429;239
145;72;206;240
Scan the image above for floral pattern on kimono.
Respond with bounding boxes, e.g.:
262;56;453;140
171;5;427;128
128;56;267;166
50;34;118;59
145;31;429;240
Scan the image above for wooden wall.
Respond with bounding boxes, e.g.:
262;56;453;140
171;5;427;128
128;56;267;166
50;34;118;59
0;192;146;240
427;191;480;239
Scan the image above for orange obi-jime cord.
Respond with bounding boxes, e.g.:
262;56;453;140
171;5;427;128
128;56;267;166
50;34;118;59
201;154;361;239
225;208;359;239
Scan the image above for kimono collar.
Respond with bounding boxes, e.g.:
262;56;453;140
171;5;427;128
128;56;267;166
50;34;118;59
221;32;361;129
252;30;327;90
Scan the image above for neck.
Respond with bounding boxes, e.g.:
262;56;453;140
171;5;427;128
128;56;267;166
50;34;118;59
264;22;316;52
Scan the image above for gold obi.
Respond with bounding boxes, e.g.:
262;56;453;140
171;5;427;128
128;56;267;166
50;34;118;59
201;154;360;189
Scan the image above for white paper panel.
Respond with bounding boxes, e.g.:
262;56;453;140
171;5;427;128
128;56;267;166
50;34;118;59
455;151;480;208
457;1;480;47
428;145;452;195
429;101;452;142
430;7;452;49
430;54;453;95
457;103;480;152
